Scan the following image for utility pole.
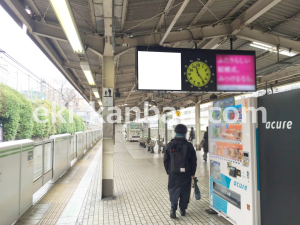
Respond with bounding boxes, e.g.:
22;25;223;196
16;71;18;91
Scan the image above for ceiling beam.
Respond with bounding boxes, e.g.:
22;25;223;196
33;21;68;42
115;47;135;58
155;0;175;32
52;39;83;85
3;0;33;32
32;21;105;53
87;47;103;59
87;0;97;31
103;0;114;56
26;0;44;21
159;0;190;45
202;0;281;49
63;62;102;74
231;0;282;35
237;27;300;52
2;0;87;100
225;0;249;18
115;24;231;53
188;0;215;27
267;12;300;33
120;0;128;31
202;37;227;49
173;0;216;47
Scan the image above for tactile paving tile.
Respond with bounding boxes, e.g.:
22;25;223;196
16;140;102;225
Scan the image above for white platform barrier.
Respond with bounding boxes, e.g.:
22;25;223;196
0;139;34;225
0;129;102;225
75;132;85;159
50;134;72;183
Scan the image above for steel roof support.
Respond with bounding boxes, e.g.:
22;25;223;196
159;0;190;45
202;0;282;49
237;27;300;52
231;0;282;35
26;0;44;22
63;62;101;74
155;0;175;32
188;0;216;28
120;0;128;31
87;0;97;32
224;0;249;18
2;0;86;98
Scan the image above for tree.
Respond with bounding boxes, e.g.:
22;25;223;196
54;79;77;109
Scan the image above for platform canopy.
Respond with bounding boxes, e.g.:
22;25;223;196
2;0;300;119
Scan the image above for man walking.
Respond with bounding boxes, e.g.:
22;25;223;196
188;127;195;146
164;124;197;218
203;126;209;161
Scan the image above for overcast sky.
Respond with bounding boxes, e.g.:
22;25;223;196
0;6;71;87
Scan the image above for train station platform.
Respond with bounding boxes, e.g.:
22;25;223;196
16;134;231;225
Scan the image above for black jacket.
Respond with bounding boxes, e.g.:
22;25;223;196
203;131;208;152
164;138;197;204
189;130;195;140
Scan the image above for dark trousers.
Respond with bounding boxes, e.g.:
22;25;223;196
171;194;188;210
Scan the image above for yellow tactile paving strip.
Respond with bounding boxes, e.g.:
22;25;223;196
17;141;102;225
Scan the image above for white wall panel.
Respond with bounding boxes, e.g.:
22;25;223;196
0;142;21;225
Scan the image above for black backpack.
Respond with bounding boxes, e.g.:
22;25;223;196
170;140;189;173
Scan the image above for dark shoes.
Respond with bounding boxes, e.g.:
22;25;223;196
180;210;186;216
170;209;176;218
170;209;186;218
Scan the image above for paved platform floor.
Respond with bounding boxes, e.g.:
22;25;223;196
17;134;232;225
76;134;231;225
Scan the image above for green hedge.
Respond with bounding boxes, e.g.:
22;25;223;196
0;84;86;140
14;89;34;139
0;84;21;140
32;101;86;138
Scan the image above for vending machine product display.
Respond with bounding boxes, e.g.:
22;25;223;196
127;123;142;141
143;122;149;138
208;98;260;225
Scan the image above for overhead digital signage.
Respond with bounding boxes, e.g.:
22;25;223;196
136;46;256;92
216;54;256;91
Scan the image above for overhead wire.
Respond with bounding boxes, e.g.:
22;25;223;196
197;0;222;24
0;48;67;97
147;0;164;50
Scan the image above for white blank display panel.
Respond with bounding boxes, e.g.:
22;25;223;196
138;51;181;90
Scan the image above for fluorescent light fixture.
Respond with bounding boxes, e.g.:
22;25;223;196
98;100;102;106
279;50;297;57
25;6;31;14
50;0;85;54
80;62;95;85
92;88;100;98
250;42;297;57
253;42;273;49
250;43;271;51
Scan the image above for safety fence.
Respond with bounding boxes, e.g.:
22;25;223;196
0;129;102;225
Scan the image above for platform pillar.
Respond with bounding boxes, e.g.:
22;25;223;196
102;56;115;198
195;102;201;150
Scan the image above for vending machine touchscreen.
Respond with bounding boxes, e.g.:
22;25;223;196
208;98;260;225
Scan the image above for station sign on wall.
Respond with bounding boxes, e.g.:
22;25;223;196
258;89;300;225
136;46;256;92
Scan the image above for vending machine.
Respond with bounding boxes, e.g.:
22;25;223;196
143;122;149;138
126;123;142;141
208;97;260;225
